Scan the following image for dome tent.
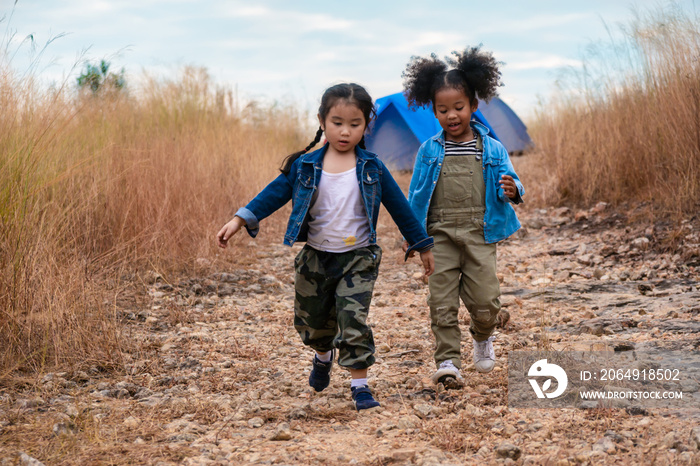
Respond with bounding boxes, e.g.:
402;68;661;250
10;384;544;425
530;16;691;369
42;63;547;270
365;92;532;171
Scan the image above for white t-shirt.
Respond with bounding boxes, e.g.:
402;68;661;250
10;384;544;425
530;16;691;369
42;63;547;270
307;168;371;253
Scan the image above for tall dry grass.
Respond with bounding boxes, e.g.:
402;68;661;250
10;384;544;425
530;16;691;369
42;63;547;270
0;63;311;382
524;4;700;218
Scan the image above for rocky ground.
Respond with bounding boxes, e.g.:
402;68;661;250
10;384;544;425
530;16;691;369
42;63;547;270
1;199;699;465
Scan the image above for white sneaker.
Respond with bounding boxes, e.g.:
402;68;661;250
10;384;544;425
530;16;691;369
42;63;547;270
431;360;465;388
473;336;496;373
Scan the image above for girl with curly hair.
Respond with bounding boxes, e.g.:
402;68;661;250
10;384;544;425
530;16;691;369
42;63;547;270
401;46;524;389
217;83;435;410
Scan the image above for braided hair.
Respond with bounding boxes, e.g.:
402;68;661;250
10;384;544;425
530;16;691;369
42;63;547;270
280;83;376;174
402;45;502;110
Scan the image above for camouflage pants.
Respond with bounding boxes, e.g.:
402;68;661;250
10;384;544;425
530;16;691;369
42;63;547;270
294;244;382;370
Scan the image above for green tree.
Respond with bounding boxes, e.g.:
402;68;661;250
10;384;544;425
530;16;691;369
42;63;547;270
76;59;125;94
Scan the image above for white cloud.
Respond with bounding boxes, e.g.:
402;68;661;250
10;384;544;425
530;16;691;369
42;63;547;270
478;12;594;35
506;55;582;71
226;6;270;17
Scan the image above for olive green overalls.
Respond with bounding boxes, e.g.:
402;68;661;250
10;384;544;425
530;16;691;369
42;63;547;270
426;134;501;369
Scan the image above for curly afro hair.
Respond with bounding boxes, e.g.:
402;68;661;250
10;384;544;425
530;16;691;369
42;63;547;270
402;45;502;109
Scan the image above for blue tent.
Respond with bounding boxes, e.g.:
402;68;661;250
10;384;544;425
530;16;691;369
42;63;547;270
365;92;532;171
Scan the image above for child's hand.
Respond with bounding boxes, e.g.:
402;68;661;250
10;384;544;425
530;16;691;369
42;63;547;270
217;216;246;248
402;240;416;258
419;250;435;277
499;175;518;199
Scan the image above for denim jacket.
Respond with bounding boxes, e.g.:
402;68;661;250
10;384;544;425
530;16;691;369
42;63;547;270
235;144;434;259
407;121;524;244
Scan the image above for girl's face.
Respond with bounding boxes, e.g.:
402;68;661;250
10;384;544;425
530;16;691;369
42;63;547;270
433;87;478;142
319;100;366;155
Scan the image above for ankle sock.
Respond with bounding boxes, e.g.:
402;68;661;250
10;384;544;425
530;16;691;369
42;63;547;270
316;351;332;363
350;378;368;388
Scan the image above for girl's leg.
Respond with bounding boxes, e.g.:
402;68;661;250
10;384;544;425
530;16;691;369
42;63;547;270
458;220;500;373
294;246;337;353
333;246;381;370
427;223;463;369
349;368;367;385
294;246;338;392
458;236;500;341
334;245;381;410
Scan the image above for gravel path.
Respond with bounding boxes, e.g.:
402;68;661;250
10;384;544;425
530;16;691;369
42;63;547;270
1;203;699;465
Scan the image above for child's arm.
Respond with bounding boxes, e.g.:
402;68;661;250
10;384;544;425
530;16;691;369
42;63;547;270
217;216;246;248
217;170;295;246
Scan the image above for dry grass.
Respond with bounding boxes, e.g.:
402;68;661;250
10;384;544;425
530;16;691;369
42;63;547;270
2;2;698;387
0;62;310;382
523;4;700;219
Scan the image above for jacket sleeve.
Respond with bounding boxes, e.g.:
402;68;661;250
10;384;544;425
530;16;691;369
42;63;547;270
406;145;425;207
235;170;294;238
379;162;434;260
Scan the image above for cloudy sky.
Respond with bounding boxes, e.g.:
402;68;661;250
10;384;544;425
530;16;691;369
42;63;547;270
3;0;697;121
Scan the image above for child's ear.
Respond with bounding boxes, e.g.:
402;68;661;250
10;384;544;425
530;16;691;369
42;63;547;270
317;113;324;131
471;99;479;113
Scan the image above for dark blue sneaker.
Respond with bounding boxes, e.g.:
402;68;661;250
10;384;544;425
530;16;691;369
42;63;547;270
351;385;380;411
308;351;333;392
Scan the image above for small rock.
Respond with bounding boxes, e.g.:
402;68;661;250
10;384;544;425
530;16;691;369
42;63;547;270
495;442;522;460
123;416;140;429
413;403;433;419
662;432;682;450
397;415;419;430
52;422;77;437
632;237;650;249
65;404;79;418
17;453;45;466
591;202;608;214
574;210;589;222
593;437;616;454
680;379;699;393
17;398;45;409
377;342;391;353
391;449;416;462
270;422;292;440
691;426;700;450
248;417;264;428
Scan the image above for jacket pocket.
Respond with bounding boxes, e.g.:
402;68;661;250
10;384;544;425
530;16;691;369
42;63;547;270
297;173;314;188
362;169;380;217
420;153;438;165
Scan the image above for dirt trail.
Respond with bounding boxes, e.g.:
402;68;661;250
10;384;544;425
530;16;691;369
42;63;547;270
1;204;699;465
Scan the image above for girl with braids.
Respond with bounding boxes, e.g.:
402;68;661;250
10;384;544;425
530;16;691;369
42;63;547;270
217;83;435;411
401;46;524;389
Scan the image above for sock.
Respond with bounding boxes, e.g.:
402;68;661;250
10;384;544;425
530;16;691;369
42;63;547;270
316;351;332;363
351;378;368;388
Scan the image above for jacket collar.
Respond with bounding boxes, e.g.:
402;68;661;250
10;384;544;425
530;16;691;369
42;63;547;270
300;143;377;167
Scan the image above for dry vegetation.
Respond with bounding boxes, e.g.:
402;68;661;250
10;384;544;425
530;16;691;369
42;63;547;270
521;4;700;219
1;63;308;381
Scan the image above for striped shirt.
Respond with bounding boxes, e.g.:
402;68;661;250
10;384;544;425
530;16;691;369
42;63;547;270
445;137;481;159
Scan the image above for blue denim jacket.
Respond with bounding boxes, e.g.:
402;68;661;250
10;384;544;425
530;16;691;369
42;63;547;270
235;144;434;259
407;121;524;244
